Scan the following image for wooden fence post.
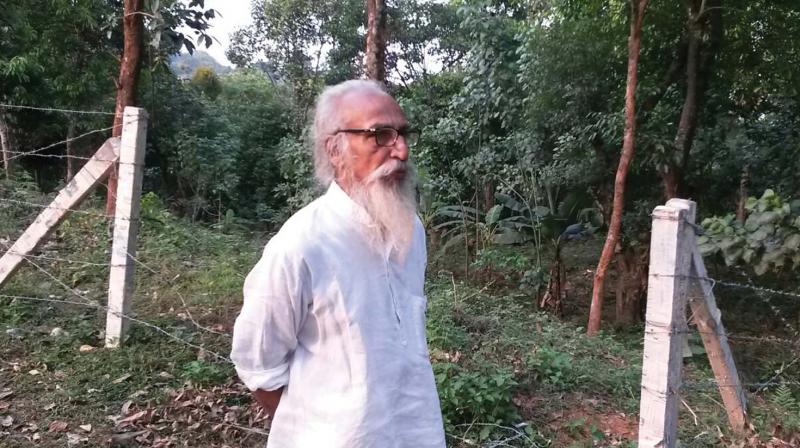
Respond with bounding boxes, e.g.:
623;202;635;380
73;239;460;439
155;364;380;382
638;199;695;448
105;107;147;348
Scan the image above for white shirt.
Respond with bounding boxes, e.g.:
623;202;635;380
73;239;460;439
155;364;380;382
231;181;446;448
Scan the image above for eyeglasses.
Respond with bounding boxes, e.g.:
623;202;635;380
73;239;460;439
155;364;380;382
335;127;420;147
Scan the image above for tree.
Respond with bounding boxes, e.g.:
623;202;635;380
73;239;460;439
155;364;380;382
106;0;218;215
105;0;145;215
365;0;387;81
588;0;650;335
190;67;222;99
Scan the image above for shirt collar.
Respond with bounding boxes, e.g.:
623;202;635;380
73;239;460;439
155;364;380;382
324;181;404;259
325;181;373;225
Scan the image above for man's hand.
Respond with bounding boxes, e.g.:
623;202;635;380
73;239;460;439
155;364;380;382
253;388;283;417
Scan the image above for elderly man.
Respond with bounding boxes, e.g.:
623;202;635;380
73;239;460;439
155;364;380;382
230;80;446;448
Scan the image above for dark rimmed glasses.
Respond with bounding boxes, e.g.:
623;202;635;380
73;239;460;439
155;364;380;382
335;127;420;147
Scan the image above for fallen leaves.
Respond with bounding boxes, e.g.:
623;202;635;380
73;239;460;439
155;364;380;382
108;383;268;447
112;373;133;384
48;420;69;432
66;432;88;446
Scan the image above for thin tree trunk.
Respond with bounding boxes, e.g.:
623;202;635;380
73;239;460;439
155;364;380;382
587;0;649;336
106;0;145;216
66;119;76;182
365;0;387;81
661;0;722;200
0;111;12;179
736;165;749;223
614;244;648;325
540;240;565;316
662;3;701;200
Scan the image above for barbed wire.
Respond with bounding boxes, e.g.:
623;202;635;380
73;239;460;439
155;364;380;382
0;103;116;115
5;125;116;163
5;149;145;166
0;197;136;221
0;292;232;364
2;243;159;276
0;103;117;115
643;325;800;348
650;272;800;301
682;378;800;390
1;250;109;267
4;115;146;165
5;151;96;162
716;278;800;301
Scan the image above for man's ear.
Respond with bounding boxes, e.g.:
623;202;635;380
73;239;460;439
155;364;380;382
326;134;346;170
325;135;340;159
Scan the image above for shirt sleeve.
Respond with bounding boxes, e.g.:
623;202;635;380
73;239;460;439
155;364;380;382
230;235;310;392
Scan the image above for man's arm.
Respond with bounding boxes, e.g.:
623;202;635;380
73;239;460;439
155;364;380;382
253;387;284;417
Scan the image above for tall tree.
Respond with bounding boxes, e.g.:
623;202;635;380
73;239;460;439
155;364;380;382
106;0;145;216
659;0;722;199
365;0;387;81
587;0;650;336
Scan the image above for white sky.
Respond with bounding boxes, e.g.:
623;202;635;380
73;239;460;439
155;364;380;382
196;0;252;66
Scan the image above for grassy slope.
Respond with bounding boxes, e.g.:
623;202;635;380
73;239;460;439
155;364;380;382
1;192;798;447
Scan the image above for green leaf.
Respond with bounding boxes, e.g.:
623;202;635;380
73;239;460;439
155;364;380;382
784;234;800;251
493;228;529;245
495;193;526;212
485;204;504;225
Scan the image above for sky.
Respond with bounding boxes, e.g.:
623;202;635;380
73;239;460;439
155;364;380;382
193;0;252;66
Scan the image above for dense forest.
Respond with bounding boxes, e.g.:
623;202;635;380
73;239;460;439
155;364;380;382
1;0;800;447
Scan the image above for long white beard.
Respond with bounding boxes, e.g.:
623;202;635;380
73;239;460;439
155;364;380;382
347;160;418;259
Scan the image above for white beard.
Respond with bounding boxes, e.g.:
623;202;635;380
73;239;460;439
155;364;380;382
347;160;418;259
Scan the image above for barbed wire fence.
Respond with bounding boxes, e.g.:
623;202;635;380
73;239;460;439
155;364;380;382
0;103;270;444
3;104;800;447
638;199;800;448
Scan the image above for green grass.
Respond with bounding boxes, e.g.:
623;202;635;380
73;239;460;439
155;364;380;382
2;186;799;447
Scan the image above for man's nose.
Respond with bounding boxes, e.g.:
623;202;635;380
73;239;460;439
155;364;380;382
390;136;409;161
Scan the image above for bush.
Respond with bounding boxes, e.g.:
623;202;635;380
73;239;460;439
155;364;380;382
433;361;519;440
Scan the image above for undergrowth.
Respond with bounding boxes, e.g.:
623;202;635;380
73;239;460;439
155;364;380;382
1;185;799;447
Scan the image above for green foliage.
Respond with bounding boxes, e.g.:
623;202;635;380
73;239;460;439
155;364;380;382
190;66;222;99
526;346;574;389
472;247;529;274
699;190;800;275
180;360;231;386
0;173;40;232
273;133;319;215
433;361;519;439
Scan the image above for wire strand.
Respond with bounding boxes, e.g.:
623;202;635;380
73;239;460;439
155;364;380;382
0;103;116;115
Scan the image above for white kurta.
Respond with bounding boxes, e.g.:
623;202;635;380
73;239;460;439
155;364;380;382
231;181;446;448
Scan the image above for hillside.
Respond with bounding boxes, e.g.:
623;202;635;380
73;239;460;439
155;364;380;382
169;51;232;80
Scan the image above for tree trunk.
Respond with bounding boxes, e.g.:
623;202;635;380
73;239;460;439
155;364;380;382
540;241;565;316
365;0;387;81
587;0;649;336
66;119;76;182
0;111;12;179
736;165;749;223
106;0;145;216
660;0;722;200
614;244;648;325
661;3;701;200
481;179;494;213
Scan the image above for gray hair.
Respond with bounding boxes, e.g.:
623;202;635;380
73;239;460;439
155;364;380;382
311;79;390;187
